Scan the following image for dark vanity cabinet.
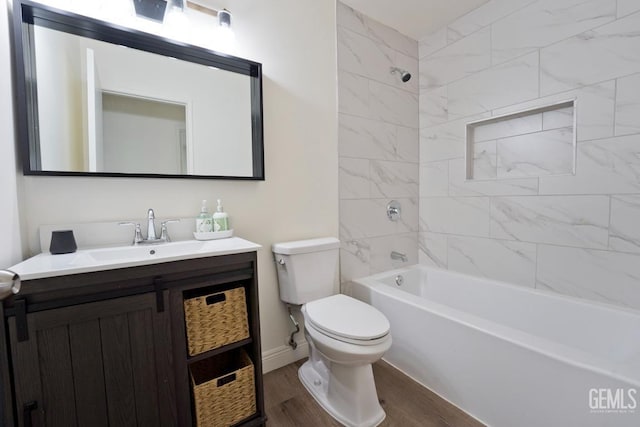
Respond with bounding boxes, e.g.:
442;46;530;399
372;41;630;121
8;292;174;427
0;252;266;427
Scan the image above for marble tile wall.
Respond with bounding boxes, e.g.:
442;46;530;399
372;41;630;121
419;0;640;311
337;2;419;283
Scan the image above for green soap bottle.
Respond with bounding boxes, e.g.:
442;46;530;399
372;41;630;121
196;200;213;233
213;199;229;232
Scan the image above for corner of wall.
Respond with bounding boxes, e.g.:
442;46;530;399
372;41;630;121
337;3;420;284
0;0;25;267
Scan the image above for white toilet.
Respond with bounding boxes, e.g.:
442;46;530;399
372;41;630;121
272;237;392;427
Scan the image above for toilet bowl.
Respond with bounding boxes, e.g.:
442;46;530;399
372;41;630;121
272;238;392;427
300;294;392;427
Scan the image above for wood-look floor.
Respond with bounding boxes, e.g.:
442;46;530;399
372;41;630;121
263;360;485;427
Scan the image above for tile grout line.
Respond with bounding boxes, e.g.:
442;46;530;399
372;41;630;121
607;194;613;249
474;120;573;145
337;20;419;60
613;77;618;136
337;46;419;97
422;47;535;94
418;73;636;133
338;3;420;60
488;197;494;241
537;49;541;98
413;230;640;257
419;126;640;163
418;0;536;61
420;192;640;199
529;8;624;57
490;22;494;68
533;244;539;289
444;232;449;268
338;71;418;101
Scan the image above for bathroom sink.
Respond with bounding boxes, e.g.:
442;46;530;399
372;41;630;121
10;237;262;280
85;240;208;262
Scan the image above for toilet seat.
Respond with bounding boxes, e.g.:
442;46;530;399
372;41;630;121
305;294;390;346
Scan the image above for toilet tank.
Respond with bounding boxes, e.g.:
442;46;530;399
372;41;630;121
272;237;340;305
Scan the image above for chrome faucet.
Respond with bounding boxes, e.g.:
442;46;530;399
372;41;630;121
147;209;158;241
120;209;180;245
390;251;408;262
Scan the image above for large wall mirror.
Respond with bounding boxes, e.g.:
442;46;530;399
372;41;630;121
13;1;264;179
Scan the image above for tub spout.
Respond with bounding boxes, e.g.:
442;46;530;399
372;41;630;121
390;251;408;262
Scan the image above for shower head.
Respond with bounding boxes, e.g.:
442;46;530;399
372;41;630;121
390;66;411;82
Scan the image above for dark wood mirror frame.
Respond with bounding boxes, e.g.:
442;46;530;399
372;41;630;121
12;0;265;180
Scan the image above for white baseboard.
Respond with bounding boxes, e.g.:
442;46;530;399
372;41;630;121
262;339;309;374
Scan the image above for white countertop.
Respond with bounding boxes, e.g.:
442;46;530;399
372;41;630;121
10;237;262;281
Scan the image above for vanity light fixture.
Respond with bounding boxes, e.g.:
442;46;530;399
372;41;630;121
132;0;169;23
132;0;231;28
171;0;185;11
186;1;232;29
218;9;231;28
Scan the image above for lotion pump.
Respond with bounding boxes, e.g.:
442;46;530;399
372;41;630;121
213;199;229;232
196;200;213;233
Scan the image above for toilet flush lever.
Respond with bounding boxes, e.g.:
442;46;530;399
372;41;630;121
278;258;285;266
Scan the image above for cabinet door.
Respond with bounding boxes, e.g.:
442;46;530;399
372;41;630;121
8;292;176;427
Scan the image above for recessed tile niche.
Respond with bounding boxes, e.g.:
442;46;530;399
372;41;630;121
465;100;576;180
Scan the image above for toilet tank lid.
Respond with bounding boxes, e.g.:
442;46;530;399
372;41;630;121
272;237;340;255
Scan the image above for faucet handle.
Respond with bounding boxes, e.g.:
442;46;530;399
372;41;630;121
119;222;143;245
160;219;180;242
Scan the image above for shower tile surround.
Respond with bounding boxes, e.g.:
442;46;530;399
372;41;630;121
418;0;640;310
337;2;419;282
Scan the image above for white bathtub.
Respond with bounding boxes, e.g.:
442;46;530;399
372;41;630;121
349;265;640;427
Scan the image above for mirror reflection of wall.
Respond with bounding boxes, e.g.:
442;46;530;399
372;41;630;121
102;93;187;174
32;25;254;177
35;26;84;172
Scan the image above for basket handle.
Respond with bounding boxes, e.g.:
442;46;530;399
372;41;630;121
205;292;226;305
217;373;236;387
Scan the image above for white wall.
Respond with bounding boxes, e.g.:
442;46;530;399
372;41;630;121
102;94;186;174
34;26;84;171
419;0;640;311
8;0;339;370
0;0;23;268
337;2;420;283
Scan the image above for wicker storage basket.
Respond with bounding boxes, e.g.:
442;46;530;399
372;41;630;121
184;287;250;356
191;349;256;427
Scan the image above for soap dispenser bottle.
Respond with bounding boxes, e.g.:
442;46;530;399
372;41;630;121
196;200;213;233
213;199;229;232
